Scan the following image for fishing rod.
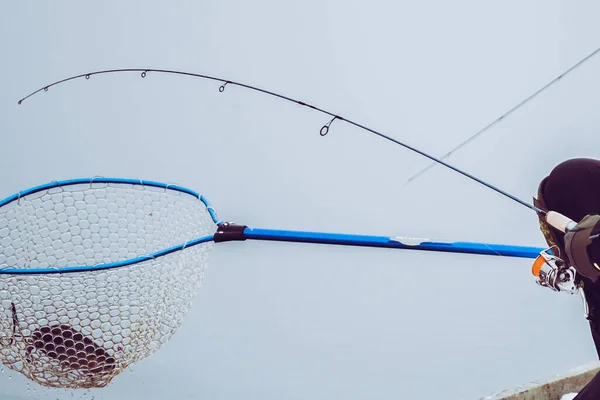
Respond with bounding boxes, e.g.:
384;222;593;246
18;68;543;215
18;68;585;235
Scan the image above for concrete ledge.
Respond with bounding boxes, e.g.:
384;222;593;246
479;361;600;400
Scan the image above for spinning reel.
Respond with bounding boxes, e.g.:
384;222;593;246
532;248;579;294
532;247;589;318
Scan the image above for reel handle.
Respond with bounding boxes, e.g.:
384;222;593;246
546;211;577;233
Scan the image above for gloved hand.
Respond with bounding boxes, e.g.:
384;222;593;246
565;214;600;281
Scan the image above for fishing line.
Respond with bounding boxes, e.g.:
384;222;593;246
406;45;600;183
17;68;545;215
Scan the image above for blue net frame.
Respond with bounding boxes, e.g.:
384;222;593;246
0;177;544;277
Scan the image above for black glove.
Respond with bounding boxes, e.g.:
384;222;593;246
565;214;600;281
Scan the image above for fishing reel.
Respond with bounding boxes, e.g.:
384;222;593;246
532;247;590;318
532;248;579;294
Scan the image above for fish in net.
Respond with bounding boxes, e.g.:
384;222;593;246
0;179;217;389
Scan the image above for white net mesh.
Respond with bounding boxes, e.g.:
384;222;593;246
0;181;216;388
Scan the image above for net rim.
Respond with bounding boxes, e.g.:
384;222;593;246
0;177;220;275
0;177;221;224
0;234;214;275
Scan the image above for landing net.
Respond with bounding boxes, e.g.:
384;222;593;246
0;179;217;388
0;177;546;390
